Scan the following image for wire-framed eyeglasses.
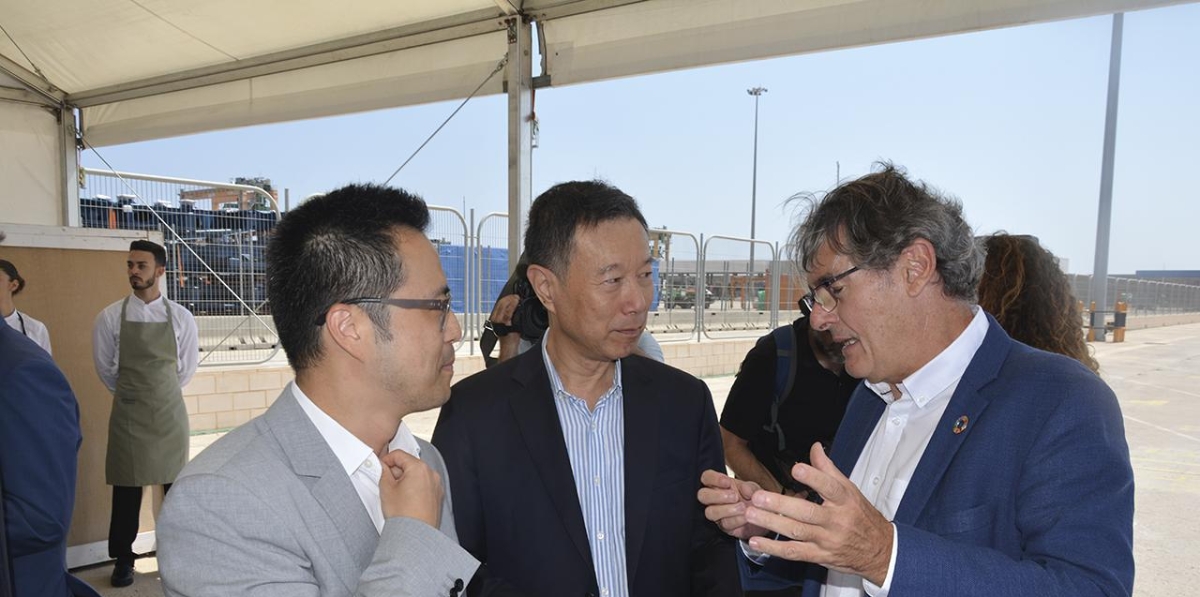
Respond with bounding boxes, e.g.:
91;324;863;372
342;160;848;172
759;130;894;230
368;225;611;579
798;266;860;317
315;296;453;330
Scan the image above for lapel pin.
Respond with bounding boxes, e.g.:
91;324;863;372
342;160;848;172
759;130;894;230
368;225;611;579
952;415;969;435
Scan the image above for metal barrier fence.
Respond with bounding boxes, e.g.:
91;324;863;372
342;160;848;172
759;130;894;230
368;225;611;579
1068;274;1200;316
77;172;1200;366
82;168;281;366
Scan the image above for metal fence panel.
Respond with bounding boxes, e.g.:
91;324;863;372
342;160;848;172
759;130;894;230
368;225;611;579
82;169;281;366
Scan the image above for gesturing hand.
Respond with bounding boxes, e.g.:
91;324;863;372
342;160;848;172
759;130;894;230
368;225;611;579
744;443;894;585
697;469;768;541
379;449;443;529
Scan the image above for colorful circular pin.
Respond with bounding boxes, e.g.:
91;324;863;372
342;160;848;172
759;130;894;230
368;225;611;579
952;415;969;434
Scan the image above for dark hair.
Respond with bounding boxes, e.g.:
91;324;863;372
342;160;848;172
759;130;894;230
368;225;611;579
524;180;648;275
0;260;25;295
266;183;431;372
979;233;1099;373
790;163;982;302
129;240;167;266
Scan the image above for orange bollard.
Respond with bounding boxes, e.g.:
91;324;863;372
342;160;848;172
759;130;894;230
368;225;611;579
1087;301;1097;342
1113;301;1128;343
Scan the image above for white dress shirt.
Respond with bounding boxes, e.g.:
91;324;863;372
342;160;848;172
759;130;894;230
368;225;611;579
92;294;200;393
292;382;422;534
4;309;52;355
823;307;989;597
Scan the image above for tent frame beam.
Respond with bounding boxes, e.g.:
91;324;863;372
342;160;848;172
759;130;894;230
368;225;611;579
66;0;647;109
0;54;65;106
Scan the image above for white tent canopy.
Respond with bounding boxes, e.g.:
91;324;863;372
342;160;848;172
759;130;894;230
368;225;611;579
1;0;1186;148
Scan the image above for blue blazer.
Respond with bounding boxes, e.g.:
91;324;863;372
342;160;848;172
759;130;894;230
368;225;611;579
0;324;85;597
744;315;1135;596
433;350;741;597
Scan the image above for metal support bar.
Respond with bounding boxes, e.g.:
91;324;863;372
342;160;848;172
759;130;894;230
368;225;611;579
0;53;65;105
1088;13;1124;342
61;109;81;227
506;16;533;272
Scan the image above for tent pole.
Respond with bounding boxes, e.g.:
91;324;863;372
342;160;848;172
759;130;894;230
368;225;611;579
1089;12;1124;341
506;16;533;273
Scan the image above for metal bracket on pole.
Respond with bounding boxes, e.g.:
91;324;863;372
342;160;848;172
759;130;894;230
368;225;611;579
506;16;533;274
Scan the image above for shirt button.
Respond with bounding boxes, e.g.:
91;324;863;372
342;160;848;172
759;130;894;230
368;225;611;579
601;589;610;597
597;531;605;540
872;477;880;486
891;417;901;426
593;476;601;485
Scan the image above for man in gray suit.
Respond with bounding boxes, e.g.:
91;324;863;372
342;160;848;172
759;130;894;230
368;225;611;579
157;184;496;596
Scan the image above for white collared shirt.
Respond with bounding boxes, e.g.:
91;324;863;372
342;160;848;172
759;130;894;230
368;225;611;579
824;307;989;597
291;382;422;534
91;294;200;393
4;309;52;355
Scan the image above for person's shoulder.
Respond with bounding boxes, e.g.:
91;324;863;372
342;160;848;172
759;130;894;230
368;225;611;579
624;353;706;392
176;415;279;484
0;326;52;375
451;349;528;400
992;340;1114;406
165;298;198;322
95;298;125;321
20;311;49;334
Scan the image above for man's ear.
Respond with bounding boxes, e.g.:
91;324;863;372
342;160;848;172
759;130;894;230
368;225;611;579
525;264;558;314
322;304;371;363
900;238;938;296
156;264;167;278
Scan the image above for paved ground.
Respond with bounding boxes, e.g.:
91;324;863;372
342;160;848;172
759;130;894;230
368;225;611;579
79;324;1200;595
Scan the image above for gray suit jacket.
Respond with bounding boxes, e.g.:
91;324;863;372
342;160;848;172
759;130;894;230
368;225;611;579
157;385;479;597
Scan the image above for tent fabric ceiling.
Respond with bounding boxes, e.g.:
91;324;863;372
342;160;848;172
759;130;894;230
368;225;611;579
0;0;1189;146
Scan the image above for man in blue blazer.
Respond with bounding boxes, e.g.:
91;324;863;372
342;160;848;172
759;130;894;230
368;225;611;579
699;164;1134;596
0;322;91;597
434;181;739;597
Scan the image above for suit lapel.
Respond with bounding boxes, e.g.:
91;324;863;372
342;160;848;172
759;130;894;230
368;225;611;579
508;351;595;568
892;317;1011;524
262;388;379;593
621;357;658;585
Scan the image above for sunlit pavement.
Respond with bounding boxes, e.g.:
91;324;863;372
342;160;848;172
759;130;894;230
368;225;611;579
82;324;1200;596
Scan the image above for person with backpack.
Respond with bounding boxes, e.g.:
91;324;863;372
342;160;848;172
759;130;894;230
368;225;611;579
719;316;858;596
720;316;858;499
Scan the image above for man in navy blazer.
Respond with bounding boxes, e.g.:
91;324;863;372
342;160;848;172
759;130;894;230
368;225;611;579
699;164;1134;596
434;181;739;597
0;322;89;597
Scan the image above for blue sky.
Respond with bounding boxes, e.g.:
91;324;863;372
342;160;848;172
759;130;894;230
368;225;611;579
81;3;1200;275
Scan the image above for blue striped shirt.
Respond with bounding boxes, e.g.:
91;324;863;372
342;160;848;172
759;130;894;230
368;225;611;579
541;340;628;597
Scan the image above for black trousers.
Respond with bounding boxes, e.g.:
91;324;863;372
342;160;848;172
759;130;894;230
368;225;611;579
108;484;171;565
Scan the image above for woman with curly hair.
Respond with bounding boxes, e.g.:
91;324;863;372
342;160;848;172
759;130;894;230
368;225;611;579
978;233;1100;373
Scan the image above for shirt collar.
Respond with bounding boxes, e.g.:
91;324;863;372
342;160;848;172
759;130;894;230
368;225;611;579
866;306;989;407
540;329;623;401
291;382;420;478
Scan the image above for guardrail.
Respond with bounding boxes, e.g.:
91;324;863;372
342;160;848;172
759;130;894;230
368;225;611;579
77;172;1200;366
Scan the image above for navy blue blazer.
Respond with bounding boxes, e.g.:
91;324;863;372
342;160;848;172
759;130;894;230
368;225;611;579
433;350;740;597
744;315;1135;596
0;324;84;597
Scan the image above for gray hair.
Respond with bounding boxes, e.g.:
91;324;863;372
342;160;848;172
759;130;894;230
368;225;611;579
789;163;983;303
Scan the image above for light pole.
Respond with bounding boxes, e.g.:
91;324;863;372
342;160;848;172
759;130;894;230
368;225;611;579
747;86;767;308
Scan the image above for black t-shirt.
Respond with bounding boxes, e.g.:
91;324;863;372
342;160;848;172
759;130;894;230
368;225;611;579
719;317;858;491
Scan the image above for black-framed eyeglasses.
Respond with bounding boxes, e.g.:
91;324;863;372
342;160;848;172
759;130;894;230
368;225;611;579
798;266;860;317
315;296;453;330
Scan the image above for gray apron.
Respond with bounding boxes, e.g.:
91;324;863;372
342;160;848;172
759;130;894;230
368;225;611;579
105;296;190;486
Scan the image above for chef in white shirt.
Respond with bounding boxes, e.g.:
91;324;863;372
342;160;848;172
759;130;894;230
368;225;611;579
91;239;199;588
1;259;53;355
